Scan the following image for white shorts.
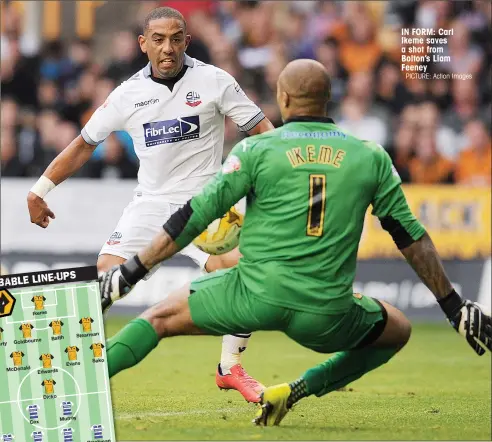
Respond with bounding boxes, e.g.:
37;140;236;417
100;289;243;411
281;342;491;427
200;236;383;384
99;193;210;272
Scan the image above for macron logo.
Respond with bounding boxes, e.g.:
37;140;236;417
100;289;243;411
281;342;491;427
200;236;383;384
135;98;159;108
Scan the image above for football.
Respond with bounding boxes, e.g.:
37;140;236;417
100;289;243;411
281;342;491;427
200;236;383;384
192;206;243;255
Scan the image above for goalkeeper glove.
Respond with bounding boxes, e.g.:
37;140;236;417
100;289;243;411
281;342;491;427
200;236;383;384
439;290;492;356
98;255;149;314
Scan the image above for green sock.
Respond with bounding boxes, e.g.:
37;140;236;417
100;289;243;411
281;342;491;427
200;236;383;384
106;318;159;378
301;347;398;398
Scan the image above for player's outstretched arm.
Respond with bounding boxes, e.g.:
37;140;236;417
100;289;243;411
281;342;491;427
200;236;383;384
400;233;491;355
99;140;255;310
27;135;97;228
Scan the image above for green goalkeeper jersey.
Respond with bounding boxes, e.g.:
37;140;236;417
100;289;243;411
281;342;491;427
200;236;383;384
174;117;426;313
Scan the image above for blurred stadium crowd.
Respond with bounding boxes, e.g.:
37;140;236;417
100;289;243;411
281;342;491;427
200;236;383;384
1;0;491;184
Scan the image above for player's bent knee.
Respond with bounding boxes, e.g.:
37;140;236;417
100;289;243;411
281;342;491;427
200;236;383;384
205;247;241;272
97;254;126;273
139;286;200;338
372;301;412;351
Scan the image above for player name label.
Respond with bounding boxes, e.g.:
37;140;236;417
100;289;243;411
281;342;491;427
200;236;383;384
60;416;77;422
33;311;47;316
93;358;104;363
14;338;41;344
0;342;6;347
66;361;81;367
77;332;99;338
38;368;58;375
43;394;57;400
30;420;39;424
51;335;64;341
6;365;30;372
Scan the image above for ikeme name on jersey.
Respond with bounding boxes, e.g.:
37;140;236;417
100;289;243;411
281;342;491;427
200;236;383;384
143;116;200;146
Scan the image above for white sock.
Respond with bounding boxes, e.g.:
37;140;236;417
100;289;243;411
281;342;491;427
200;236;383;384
220;333;251;373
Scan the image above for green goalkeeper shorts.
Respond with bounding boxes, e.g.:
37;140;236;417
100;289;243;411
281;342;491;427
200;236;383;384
188;267;387;353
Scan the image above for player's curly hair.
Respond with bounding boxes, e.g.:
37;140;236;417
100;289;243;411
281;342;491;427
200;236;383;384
143;7;187;34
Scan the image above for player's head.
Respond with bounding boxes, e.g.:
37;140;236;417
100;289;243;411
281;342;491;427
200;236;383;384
138;7;191;79
276;59;331;121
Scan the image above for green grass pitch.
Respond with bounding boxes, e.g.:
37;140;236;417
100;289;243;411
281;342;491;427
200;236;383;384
105;319;491;441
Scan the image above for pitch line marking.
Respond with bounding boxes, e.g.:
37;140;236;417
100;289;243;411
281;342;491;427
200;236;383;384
6;313;76;325
21;304;58;309
11;285;96;297
7;286;78;324
0;389;108;406
115;407;248;420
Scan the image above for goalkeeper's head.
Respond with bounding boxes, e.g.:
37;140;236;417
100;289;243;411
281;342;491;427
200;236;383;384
276;59;332;122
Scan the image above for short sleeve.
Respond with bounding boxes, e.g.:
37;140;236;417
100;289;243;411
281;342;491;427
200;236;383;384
90;318;94;323
81;89;125;145
216;69;264;132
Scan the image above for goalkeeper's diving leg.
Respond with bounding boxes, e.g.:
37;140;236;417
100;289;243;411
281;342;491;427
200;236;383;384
253;300;411;426
98;251;264;403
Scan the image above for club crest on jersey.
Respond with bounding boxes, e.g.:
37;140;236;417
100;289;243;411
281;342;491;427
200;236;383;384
222;155;241;174
143;116;200;147
185;91;202;107
106;232;122;246
234;82;246;96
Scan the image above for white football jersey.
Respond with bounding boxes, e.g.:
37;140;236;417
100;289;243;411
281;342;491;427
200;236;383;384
81;55;264;203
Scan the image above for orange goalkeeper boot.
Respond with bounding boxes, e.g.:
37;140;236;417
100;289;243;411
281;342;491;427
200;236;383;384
216;364;265;403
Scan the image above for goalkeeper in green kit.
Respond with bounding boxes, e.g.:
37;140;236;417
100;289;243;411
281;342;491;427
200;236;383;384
99;59;491;426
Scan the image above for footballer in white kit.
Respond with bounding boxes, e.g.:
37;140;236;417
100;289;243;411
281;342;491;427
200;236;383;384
84;54;262;267
27;6;274;403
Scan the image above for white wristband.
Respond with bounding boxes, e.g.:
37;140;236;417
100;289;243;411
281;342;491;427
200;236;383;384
30;176;56;199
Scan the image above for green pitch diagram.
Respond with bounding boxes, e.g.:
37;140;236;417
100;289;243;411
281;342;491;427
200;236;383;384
0;267;115;442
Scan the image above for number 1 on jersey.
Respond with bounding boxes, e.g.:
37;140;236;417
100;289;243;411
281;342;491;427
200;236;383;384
307;174;326;237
